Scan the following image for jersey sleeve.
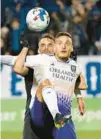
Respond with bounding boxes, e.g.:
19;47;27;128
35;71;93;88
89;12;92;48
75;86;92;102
0;55;17;66
24;55;42;68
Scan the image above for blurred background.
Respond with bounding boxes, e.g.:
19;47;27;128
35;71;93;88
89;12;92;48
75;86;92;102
0;0;101;139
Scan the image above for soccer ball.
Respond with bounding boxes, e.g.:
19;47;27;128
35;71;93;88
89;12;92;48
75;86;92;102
26;7;50;32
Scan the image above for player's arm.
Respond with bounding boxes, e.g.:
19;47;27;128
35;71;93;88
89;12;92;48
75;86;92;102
0;53;28;76
0;54;29;76
75;73;88;90
74;88;82;98
14;52;41;74
74;88;85;116
74;64;87;115
13;48;29;76
13;39;29;76
0;55;17;66
13;39;41;76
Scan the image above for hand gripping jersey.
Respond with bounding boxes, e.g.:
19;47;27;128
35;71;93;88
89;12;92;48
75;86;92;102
25;54;82;116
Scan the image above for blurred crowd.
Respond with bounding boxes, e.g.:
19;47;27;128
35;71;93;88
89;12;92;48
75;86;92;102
1;0;101;55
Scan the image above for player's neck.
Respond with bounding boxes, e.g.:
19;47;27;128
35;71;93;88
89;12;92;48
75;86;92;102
55;55;69;62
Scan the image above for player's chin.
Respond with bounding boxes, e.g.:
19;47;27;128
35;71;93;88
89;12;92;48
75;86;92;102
59;54;69;59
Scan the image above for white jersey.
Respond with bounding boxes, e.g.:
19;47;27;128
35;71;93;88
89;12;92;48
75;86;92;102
25;54;82;115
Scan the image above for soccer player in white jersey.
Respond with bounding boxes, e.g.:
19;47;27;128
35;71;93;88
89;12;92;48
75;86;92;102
0;32;87;138
32;32;87;139
13;32;87;139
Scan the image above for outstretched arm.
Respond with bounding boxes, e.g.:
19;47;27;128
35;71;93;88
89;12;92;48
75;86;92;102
13;39;30;76
0;55;17;66
13;47;29;76
0;53;29;76
13;39;41;76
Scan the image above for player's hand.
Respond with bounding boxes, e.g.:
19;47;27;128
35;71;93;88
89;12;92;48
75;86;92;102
77;98;85;116
20;38;29;48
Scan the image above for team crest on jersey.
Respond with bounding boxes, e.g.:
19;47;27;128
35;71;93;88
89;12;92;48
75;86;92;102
71;65;76;72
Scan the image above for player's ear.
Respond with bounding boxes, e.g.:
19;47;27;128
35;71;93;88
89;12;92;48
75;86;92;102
71;46;73;53
69;46;73;57
69;48;73;55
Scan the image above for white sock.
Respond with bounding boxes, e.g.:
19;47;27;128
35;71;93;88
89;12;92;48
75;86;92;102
42;86;60;119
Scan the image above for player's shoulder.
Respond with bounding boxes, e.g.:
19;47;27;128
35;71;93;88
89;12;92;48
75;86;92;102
69;59;78;65
70;59;83;74
69;59;81;70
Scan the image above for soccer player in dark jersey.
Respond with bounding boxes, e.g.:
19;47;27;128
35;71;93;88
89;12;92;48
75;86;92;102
19;34;55;139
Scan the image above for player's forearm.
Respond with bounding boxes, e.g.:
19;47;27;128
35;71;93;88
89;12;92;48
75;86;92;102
75;89;85;115
13;47;29;75
75;89;82;98
77;96;85;116
0;55;17;66
77;97;83;102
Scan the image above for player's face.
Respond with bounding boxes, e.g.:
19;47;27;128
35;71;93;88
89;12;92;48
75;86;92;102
54;36;73;61
38;38;54;54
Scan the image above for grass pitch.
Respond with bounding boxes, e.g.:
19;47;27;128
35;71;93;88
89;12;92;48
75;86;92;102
1;131;101;139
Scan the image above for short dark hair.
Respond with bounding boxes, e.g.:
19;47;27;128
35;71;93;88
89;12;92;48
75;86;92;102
39;33;55;42
55;32;72;39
